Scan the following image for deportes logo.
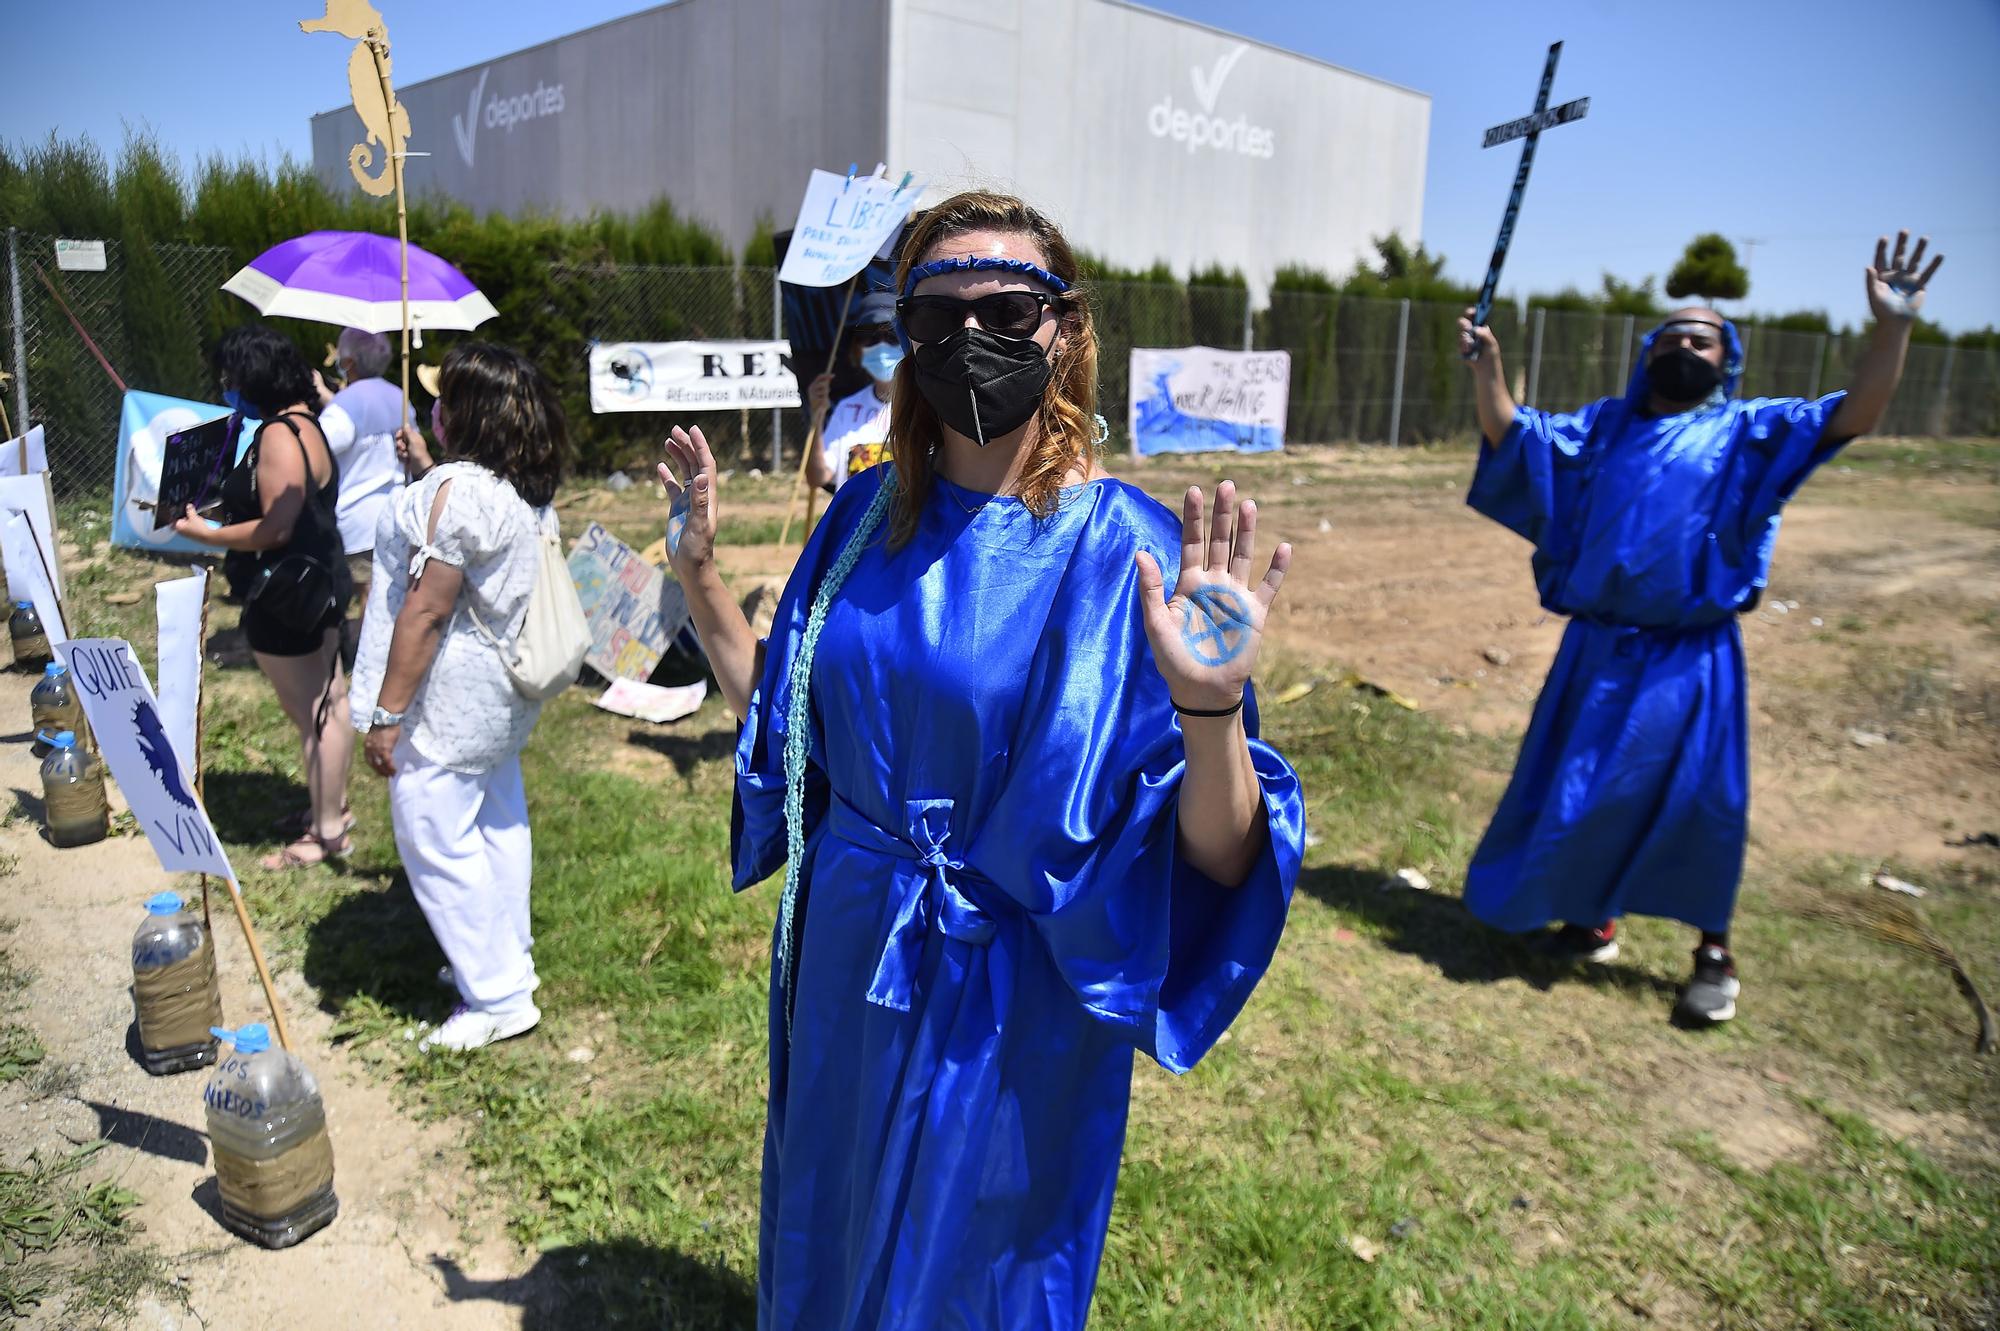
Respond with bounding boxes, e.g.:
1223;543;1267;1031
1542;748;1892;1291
452;67;567;168
1147;45;1276;159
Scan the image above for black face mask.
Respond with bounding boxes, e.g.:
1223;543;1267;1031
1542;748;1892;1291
1645;347;1725;405
911;326;1052;446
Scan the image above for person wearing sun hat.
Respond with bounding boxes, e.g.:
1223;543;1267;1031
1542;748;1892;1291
803;289;903;492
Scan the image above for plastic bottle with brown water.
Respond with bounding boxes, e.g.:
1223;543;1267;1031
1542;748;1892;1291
30;662;85;758
9;602;49;669
40;731;107;848
203;1024;339;1248
131;892;222;1075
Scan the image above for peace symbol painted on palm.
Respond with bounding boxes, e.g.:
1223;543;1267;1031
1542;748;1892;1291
1180;586;1254;666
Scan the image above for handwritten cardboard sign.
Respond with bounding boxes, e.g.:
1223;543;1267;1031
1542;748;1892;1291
566;523;690;682
153;413;236;530
1128;347;1291;456
777;167;924;289
55;637;233;879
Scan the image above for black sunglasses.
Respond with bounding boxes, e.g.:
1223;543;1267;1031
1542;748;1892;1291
849;325;899;347
896;291;1067;344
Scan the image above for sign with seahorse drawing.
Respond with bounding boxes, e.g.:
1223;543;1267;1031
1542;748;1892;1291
55;638;233;879
301;0;411;198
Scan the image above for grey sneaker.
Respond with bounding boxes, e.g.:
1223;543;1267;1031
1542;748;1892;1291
1674;945;1739;1026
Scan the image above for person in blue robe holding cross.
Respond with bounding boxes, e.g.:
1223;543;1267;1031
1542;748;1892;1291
1456;230;1944;1026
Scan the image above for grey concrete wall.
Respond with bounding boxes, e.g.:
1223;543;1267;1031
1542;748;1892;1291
310;0;892;248
887;0;1430;296
309;0;1429;291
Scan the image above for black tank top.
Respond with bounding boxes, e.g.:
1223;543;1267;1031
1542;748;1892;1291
219;412;352;598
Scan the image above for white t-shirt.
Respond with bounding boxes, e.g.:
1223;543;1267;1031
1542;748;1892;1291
320;377;414;555
348;462;546;774
822;385;892;488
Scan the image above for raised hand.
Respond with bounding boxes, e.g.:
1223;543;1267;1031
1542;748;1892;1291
1867;230;1944;322
1135;481;1292;714
1457;305;1500;363
657;425;720;577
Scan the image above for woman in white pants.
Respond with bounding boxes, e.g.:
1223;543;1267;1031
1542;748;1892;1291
348;343;569;1052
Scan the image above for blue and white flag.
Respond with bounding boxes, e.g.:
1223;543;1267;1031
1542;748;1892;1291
113;391;257;553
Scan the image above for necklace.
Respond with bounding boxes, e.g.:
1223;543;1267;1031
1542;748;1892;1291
935;467;1001;516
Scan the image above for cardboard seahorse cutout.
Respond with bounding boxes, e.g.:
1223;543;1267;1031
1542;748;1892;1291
300;0;410;198
301;0;417;466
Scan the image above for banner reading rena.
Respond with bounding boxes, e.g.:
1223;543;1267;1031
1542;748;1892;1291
589;340;800;413
1128;347;1291;456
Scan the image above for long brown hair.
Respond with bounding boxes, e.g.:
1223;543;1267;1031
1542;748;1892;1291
436;342;570;507
885;191;1099;545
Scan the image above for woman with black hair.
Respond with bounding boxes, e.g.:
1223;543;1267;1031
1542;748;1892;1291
176;323;355;869
349;342;569;1052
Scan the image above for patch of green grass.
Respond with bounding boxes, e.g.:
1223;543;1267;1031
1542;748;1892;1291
0;1143;182;1325
113;445;2000;1327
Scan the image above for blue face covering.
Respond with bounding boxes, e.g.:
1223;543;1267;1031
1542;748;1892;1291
222;388;251;416
861;343;904;384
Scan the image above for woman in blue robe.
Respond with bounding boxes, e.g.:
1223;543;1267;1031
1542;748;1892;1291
1453;231;1945;1026
658;190;1304;1329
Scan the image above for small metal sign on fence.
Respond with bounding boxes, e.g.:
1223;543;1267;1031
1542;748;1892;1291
53;239;107;273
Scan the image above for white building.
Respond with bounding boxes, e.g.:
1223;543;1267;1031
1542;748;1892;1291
312;0;1431;294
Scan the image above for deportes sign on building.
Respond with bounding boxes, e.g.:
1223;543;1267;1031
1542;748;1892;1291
588;341;800;413
1146;45;1276;159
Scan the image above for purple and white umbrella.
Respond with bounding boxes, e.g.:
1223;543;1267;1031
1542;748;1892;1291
221;230;497;340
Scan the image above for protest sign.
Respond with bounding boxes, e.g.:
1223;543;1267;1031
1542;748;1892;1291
112;391;256;553
566;522;691;682
594;677;706;724
0;472;62;600
3;515;66;647
0;425;48;476
777;167;924;288
155;569;208;770
589;341;800;413
1128;347;1291;456
55;637;233;879
152;414;237;530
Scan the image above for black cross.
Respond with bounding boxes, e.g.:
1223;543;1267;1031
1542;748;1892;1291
1467;42;1590;355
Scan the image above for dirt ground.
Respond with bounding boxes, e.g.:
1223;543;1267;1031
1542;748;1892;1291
0;681;528;1327
3;435;1993;1327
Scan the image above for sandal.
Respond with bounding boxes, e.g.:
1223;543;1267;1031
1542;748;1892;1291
260;829;353;871
272;804;354;837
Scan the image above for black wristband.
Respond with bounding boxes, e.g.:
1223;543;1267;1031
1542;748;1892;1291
1173;694;1245;719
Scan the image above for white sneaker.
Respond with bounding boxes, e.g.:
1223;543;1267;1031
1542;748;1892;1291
419;1003;541;1052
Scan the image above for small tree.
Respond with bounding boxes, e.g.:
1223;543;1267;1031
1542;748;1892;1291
1665;234;1748;304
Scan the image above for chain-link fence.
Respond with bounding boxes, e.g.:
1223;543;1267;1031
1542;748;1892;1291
4;230;233;497
5;226;1994;505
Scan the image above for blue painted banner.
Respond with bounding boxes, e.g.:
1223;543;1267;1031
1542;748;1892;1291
113;391;257;554
1128;347;1291;457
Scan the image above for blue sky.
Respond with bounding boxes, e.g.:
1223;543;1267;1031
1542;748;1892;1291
3;0;1995;331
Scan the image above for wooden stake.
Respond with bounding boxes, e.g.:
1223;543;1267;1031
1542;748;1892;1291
778;276;859;549
221;873;295;1054
364;32;414;480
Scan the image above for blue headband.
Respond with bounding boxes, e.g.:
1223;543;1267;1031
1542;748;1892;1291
895;256;1072;353
899;255;1071;298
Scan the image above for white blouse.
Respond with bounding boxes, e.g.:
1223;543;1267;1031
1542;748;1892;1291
349;462;547;773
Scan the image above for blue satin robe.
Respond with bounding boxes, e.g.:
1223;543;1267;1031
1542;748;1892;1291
733;467;1303;1330
1462;340;1848;935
